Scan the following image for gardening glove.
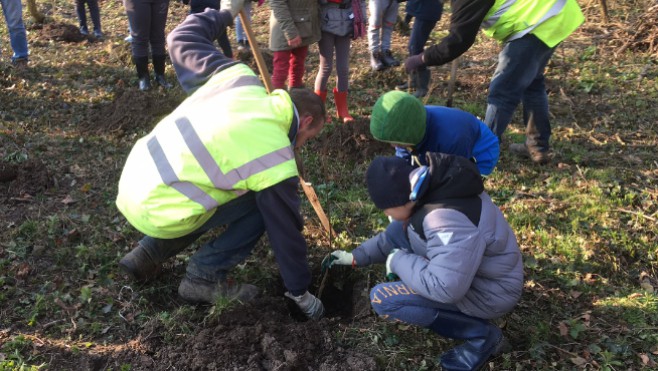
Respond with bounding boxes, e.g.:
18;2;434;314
385;249;400;281
404;53;425;73
220;0;247;18
285;291;325;320
321;250;354;272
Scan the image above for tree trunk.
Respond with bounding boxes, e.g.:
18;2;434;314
26;0;46;24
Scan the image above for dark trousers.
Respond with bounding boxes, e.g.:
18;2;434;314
125;0;170;57
76;0;101;32
190;0;233;58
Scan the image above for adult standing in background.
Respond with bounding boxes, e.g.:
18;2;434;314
1;0;29;67
268;0;321;90
403;0;584;164
395;0;443;98
182;0;233;58
125;0;172;91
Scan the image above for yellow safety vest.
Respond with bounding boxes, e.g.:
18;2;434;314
482;0;584;47
116;64;299;239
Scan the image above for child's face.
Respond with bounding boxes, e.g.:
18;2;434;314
383;202;415;221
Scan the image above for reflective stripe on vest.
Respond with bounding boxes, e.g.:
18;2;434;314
482;0;516;29
144;74;296;211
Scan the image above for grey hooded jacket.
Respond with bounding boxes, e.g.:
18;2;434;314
352;153;523;319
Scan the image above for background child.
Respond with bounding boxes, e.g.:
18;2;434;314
313;0;366;123
367;0;398;71
324;153;523;370
183;0;233;58
268;0;321;89
75;0;103;38
370;91;499;176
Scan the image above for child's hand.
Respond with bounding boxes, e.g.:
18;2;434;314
287;35;302;48
321;250;354;273
386;248;400;278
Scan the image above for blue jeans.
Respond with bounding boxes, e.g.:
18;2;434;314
1;0;28;61
234;1;252;42
484;34;555;151
408;18;436;56
367;0;398;52
139;192;265;282
371;221;459;326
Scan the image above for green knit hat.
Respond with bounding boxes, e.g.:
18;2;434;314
370;91;427;146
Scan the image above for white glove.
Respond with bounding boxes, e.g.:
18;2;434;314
220;0;246;18
285;291;325;320
385;248;400;278
322;250;354;270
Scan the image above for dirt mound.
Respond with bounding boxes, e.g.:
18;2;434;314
126;297;378;370
0;158;52;197
310;120;391;164
38;22;88;43
82;89;186;135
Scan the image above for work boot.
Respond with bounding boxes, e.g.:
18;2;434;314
118;244;162;282
152;54;172;89
509;143;550;164
427;310;510;371
413;69;431;98
370;51;385;72
133;55;151;91
178;275;260;304
333;87;353;123
381;50;400;67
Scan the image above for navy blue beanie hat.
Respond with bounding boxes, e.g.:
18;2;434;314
366;156;414;209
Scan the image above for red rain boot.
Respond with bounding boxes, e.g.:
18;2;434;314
315;90;327;104
333;87;353;123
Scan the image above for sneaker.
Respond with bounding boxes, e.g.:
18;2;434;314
138;77;152;91
236;40;250;52
154;74;172;89
93;30;103;39
178;276;260;304
509;143;550;164
11;57;28;69
370;51;385;72
118;244;162;282
79;26;89;36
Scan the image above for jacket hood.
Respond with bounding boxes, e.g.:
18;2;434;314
417;152;484;202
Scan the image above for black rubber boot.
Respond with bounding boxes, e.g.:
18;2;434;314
381;50;400;67
413;69;431;98
152;54;172;89
133;55;151;91
427;310;508;371
370;51;385;72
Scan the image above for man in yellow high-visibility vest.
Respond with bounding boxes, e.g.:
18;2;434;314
404;0;585;165
116;4;326;320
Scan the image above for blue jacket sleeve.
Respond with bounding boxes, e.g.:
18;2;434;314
255;177;311;296
472;122;499;176
167;8;238;94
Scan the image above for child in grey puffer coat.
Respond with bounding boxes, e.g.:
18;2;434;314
325;152;523;371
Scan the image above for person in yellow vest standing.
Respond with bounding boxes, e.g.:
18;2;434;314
116;4;327;320
404;0;585;165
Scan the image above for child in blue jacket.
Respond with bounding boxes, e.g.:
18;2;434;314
370;91;500;176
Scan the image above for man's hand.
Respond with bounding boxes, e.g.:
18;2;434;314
287;35;302;48
404;53;425;73
385;248;400;280
285;291;325;320
321;250;354;272
220;0;247;18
